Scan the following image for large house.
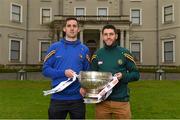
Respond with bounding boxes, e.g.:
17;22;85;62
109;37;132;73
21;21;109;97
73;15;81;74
0;0;180;67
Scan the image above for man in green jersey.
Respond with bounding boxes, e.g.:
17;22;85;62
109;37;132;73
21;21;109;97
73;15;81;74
91;24;140;119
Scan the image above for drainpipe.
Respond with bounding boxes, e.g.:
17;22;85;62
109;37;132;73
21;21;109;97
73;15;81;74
120;0;123;15
25;0;29;65
156;0;160;67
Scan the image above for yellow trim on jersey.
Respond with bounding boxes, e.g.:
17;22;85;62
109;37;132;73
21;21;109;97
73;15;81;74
124;53;136;64
44;50;56;62
91;54;97;61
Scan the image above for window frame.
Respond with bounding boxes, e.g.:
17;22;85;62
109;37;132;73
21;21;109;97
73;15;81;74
74;7;86;16
39;41;51;62
162;4;174;24
130;41;142;63
10;3;23;23
130;8;142;26
9;39;22;62
40;7;52;25
162;39;175;63
97;7;108;20
97;7;108;16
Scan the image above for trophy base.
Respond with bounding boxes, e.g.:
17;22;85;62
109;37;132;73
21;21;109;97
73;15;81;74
85;93;98;98
84;98;100;104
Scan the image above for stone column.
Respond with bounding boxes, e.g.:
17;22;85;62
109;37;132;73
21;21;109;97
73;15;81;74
125;30;130;50
120;30;124;47
99;29;103;48
80;30;84;43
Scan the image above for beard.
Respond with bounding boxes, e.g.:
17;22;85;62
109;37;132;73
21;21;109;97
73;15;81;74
104;40;117;48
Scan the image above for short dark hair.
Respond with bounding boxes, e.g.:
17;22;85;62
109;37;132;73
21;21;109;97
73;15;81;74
102;24;117;34
64;17;79;27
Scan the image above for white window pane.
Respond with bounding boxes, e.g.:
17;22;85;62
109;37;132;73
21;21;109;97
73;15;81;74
11;51;19;60
164;41;173;51
43;9;50;16
165;15;172;22
12;5;20;14
165;6;172;14
132;52;140;61
98;8;107;16
131;43;140;51
41;42;50;51
11;41;20;50
132;10;140;17
76;8;84;16
43;18;50;23
132;18;140;24
12;14;20;21
165;52;173;61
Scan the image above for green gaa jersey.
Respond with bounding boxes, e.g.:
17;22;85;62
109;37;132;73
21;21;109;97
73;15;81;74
91;45;140;101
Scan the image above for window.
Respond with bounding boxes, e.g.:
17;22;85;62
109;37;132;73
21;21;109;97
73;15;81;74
9;39;22;62
98;8;108;16
11;3;23;23
162;40;175;63
130;42;142;63
40;8;52;24
163;5;174;23
39;41;50;62
130;9;142;25
97;8;108;20
75;8;85;16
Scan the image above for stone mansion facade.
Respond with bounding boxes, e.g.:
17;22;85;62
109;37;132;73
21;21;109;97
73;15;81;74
0;0;180;67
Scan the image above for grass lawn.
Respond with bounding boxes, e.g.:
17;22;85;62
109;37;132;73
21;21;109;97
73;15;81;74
0;80;180;119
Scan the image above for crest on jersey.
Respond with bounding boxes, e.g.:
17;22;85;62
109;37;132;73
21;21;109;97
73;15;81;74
118;59;123;65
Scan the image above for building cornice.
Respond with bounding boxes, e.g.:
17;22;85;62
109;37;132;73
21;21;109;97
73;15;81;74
0;24;26;31
8;33;24;39
159;26;180;31
160;33;176;40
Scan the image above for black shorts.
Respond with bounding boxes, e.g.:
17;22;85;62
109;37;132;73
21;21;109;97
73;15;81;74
48;99;85;119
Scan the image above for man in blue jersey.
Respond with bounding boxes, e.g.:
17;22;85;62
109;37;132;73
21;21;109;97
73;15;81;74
42;17;90;119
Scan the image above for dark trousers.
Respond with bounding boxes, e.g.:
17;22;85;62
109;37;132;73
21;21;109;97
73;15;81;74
48;99;85;119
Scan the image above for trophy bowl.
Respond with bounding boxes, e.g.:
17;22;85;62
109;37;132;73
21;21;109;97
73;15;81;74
79;71;112;98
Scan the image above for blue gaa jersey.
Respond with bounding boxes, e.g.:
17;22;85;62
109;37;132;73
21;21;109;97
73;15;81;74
42;38;90;100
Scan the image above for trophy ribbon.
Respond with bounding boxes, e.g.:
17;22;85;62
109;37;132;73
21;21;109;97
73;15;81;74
43;73;78;96
43;72;119;104
83;76;119;103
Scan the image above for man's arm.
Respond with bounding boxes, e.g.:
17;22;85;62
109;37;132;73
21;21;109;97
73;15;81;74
90;53;99;71
83;47;90;71
120;51;140;83
42;46;65;79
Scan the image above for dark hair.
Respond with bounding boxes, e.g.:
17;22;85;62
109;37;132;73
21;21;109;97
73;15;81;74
64;17;79;27
102;24;117;34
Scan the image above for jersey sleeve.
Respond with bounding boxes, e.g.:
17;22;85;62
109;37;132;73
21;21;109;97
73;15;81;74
90;52;99;71
121;50;140;83
42;45;65;80
82;47;90;71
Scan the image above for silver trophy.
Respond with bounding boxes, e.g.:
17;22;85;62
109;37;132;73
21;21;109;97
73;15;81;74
79;71;112;103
